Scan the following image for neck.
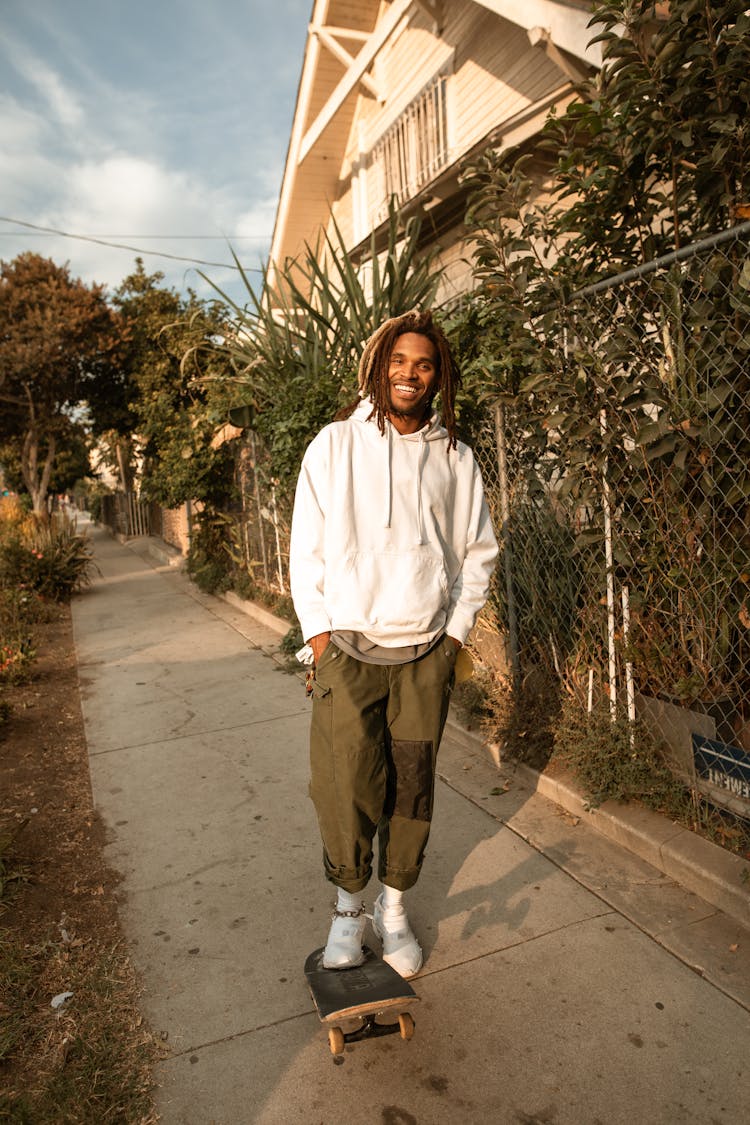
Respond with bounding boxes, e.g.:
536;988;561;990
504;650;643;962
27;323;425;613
386;406;432;436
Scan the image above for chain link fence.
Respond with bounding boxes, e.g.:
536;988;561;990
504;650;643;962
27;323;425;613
228;434;291;598
473;223;750;817
121;219;746;825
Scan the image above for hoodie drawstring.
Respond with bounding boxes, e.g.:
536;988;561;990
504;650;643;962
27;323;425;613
384;423;393;529
374;402;437;543
415;431;426;546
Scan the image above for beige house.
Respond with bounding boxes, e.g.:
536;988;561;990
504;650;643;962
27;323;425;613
270;0;602;303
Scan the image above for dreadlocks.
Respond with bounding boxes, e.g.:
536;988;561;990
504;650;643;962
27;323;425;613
335;309;462;451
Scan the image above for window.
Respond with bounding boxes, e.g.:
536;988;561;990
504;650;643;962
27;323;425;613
371;75;449;225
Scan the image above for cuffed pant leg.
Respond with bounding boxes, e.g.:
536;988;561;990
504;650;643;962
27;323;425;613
309;646;388;894
378;638;456;890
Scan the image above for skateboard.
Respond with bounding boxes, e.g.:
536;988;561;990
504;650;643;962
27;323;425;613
304;944;418;1057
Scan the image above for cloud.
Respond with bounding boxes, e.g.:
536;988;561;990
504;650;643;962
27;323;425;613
234;198;279;242
0;92;46;147
0;94;68;215
1;139;267;302
64;155;198;229
0;0;312;304
28;61;84;129
5;36;84;129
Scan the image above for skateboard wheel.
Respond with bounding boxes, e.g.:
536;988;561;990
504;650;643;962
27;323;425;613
328;1027;345;1055
398;1012;415;1040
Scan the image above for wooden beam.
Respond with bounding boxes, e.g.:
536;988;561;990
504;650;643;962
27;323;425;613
313;27;380;99
414;0;444;32
320;25;369;42
298;0;415;165
474;0;604;66
527;26;591;85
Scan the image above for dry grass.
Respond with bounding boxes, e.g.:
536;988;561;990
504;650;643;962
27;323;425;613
0;602;161;1123
1;934;160;1123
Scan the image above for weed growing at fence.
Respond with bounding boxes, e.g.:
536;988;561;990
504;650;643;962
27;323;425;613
553;699;684;811
552;697;750;858
451;667;496;732
185;510;233;595
453;664;561;771
279;626;304;657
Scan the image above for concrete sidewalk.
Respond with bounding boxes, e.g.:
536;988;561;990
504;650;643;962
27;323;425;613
72;523;749;1125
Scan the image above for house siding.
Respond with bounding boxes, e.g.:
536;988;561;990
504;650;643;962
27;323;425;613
330;0;569;255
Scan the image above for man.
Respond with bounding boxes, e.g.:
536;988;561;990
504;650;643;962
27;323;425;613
290;309;498;977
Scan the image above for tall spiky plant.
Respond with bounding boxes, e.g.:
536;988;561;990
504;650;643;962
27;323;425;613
199;201;444;497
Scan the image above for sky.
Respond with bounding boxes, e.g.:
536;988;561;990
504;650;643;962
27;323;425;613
1;0;312;307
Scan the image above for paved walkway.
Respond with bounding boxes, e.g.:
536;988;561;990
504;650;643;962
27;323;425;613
72;522;749;1125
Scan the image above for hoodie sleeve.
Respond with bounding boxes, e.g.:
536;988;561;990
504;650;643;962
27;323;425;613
443;456;499;644
289;434;333;642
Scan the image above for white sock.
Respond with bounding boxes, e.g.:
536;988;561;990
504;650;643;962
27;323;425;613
336;888;364;915
380;885;406;925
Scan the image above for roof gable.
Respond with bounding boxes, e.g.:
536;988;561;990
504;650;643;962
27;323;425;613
270;0;600;272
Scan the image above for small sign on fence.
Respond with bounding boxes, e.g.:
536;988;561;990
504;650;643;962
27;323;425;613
692;734;750;817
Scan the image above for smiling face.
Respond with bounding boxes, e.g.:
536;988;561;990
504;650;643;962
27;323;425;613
386;331;439;434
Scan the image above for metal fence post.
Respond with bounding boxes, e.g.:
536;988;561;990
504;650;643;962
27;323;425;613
493;402;521;692
249;431;270;586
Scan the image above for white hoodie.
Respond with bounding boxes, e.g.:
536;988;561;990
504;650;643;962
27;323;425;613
290;398;498;648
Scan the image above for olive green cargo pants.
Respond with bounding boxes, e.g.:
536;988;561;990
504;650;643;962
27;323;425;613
308;637;457;893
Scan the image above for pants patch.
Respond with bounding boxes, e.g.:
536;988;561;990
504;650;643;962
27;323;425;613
388;739;433;822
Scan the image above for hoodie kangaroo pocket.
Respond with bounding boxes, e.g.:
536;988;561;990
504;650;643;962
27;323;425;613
329;550;449;636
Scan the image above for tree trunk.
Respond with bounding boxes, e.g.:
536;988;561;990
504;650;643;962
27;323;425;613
115;437;135;493
21;425;56;518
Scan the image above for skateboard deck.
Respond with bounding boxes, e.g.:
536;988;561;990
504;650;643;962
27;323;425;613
304;944;418;1056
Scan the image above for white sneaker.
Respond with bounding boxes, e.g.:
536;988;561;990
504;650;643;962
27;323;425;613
322;906;366;969
372;893;423;978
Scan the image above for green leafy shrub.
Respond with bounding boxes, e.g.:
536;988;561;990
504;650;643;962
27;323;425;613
231;568;256;602
0;517;96;602
186;511;233;594
279;626;304;656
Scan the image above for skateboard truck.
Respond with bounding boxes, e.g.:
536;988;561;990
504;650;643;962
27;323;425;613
327;1010;416;1056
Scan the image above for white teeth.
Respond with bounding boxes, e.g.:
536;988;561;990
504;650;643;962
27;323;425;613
395;384;418;394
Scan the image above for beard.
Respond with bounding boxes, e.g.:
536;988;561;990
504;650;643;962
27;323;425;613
386;388;433;420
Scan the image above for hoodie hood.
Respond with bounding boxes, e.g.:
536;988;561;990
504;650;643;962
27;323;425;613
351;395;446;440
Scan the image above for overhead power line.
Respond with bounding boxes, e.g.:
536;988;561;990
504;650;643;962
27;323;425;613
0;232;269;240
0;216;265;272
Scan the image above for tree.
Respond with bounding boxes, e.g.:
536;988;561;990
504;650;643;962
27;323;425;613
112;262;237;509
0;253;122;515
0;416;93;499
